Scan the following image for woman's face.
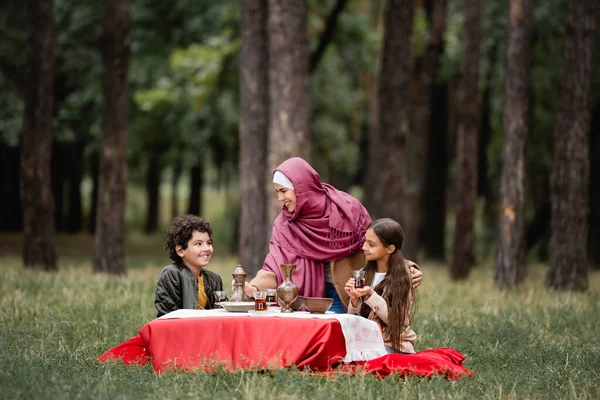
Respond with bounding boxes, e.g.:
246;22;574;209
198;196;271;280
274;183;297;213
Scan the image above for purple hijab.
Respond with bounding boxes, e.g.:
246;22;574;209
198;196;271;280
263;157;372;297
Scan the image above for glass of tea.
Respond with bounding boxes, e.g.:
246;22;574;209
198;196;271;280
352;270;366;289
254;291;268;312
265;288;277;303
214;290;227;308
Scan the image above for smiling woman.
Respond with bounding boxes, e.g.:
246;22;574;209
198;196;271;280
241;157;423;314
154;215;223;317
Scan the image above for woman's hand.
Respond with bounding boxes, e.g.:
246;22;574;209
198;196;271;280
411;267;423;289
231;280;258;298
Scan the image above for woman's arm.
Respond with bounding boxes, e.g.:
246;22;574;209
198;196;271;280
231;270;278;298
407;260;423;289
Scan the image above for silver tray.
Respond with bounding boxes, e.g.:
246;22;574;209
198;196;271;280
217;301;255;313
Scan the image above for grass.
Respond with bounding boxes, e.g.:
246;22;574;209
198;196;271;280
1;239;599;400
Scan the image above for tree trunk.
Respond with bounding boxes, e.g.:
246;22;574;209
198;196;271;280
363;2;384;217
547;0;597;291
145;155;160;233
588;100;600;268
0;144;22;232
266;0;310;224
403;0;447;261
187;163;203;216
171;159;181;219
422;82;449;260
20;0;57;271
310;0;348;73
370;0;414;224
51;142;65;232
495;0;533;289
64;141;84;233
240;0;269;274
450;0;481;280
94;0;129;275
88;152;99;233
478;38;499;252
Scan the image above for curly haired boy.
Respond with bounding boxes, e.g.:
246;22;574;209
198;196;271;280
155;215;223;318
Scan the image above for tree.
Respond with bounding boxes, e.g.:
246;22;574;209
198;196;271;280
145;154;160;233
267;0;310;223
547;0;597;291
422;83;449;260
20;0;57;271
94;0;129;275
403;0;448;261
450;0;481;280
370;0;414;224
589;100;600;268
239;0;269;274
309;0;348;73
495;0;534;289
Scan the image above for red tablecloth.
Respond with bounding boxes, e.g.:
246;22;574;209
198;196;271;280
100;315;346;373
99;315;473;379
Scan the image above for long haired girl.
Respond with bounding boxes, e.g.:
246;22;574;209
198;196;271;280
344;218;419;353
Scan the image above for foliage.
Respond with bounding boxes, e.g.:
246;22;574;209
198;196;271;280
0;1;27;146
309;1;380;187
0;254;599;399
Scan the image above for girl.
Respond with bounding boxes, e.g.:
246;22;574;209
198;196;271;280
345;218;418;354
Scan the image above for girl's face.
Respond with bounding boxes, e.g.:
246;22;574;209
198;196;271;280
176;230;213;271
362;228;395;263
274;183;297;213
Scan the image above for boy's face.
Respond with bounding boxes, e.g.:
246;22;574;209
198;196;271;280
176;230;213;271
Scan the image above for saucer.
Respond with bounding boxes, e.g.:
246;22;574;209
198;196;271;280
247;309;281;315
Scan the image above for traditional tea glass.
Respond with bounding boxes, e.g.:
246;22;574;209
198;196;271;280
352;270;366;289
265;288;277;303
253;290;268;312
214;290;227;308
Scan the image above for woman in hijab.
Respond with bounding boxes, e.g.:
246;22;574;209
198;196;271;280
243;157;422;313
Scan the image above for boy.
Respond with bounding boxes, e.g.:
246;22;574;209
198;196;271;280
155;215;223;318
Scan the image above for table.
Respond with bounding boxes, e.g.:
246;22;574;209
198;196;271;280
112;309;386;373
99;310;473;379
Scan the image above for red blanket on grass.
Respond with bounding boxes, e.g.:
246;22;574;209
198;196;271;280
98;334;472;379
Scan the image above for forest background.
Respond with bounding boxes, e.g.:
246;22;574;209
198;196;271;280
1;1;599;289
1;1;600;398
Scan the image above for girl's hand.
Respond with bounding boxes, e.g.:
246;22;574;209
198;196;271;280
354;286;374;298
344;278;360;301
411;267;423;289
345;279;374;301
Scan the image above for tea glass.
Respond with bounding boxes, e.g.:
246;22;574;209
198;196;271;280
254;290;268;312
214;290;227;308
352;270;366;289
265;288;277;303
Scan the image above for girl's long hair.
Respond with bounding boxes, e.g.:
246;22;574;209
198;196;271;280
360;218;415;351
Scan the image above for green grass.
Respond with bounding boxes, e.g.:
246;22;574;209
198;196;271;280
1;247;599;399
